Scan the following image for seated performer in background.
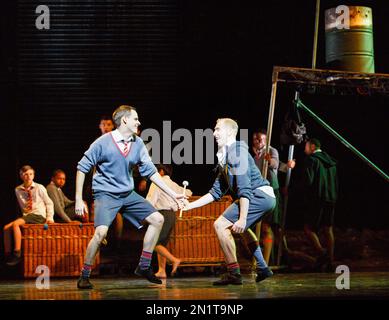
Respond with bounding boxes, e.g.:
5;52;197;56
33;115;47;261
146;164;192;278
46;169;88;223
4;165;54;266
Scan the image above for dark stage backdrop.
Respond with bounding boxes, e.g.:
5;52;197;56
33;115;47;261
1;0;388;230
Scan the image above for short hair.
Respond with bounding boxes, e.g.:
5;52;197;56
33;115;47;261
156;164;173;177
308;138;321;149
19;165;34;175
100;115;113;122
258;128;267;135
217;118;239;136
112;105;136;128
52;169;65;178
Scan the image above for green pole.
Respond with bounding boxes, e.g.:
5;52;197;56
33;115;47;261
296;99;389;182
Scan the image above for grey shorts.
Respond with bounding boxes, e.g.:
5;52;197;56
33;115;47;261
93;191;157;229
223;188;276;230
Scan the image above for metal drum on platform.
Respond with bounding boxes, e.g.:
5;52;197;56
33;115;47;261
325;6;375;73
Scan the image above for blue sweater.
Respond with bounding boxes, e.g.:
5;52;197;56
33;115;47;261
209;141;270;201
77;133;157;194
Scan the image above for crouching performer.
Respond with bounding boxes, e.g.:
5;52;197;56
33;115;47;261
183;118;275;285
75;105;185;289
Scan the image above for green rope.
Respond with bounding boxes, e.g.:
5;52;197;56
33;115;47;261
296;99;389;182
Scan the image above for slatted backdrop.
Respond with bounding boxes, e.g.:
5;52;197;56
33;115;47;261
15;0;179;189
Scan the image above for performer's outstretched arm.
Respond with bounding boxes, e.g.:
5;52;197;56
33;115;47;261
184;193;214;211
149;172;185;202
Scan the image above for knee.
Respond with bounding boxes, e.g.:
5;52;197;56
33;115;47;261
94;226;108;243
213;219;222;233
12;222;21;230
152;212;164;228
214;219;227;236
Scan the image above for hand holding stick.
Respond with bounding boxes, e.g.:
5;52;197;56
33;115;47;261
179;180;189;218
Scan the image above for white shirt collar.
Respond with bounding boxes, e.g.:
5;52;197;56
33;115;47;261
313;149;322;154
111;129;135;143
216;139;236;165
17;181;36;191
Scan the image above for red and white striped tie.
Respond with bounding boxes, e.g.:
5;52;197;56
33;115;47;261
123;141;128;155
26;188;33;211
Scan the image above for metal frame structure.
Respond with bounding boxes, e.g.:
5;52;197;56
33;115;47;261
263;65;389;266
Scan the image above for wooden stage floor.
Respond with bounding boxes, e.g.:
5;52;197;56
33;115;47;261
0;271;388;300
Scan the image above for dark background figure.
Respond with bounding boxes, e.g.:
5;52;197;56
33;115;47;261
251;129;295;265
302;138;338;271
146;164;192;279
84;115;116;218
46;169;88;223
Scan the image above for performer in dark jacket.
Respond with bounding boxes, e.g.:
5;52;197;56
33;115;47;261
302;138;338;271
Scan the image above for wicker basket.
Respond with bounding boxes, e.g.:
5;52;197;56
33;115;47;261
21;223;99;278
167;196;232;266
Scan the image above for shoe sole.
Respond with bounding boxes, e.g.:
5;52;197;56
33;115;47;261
77;285;93;289
134;269;162;284
256;273;273;283
77;283;93;289
77;279;93;289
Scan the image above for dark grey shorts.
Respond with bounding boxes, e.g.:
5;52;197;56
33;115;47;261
157;210;176;246
22;214;46;224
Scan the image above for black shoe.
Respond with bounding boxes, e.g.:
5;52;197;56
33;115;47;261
213;272;243;285
134;266;162;284
77;277;94;289
6;255;21;267
256;267;273;282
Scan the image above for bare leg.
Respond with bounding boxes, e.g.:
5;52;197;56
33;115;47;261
3;222;14;255
113;213;124;248
84;225;109;265
304;224;325;255
261;223;274;264
154;244;181;276
214;216;236;264
143;212;164;253
253;221;262;268
155;253;167;278
323;226;335;263
12;219;26;252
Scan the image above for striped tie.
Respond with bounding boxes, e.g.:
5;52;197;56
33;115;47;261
123;141;128;155
26;188;33;211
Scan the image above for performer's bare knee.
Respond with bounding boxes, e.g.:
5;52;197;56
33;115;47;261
214;216;232;236
93;225;108;244
147;211;164;228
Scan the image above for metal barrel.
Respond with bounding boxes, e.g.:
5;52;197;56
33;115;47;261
325;6;375;73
